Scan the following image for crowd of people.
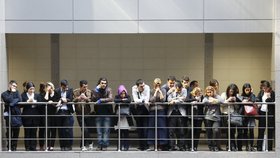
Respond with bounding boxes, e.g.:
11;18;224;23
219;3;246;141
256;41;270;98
0;76;275;152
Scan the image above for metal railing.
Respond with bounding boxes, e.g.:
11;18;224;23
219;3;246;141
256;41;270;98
0;101;275;152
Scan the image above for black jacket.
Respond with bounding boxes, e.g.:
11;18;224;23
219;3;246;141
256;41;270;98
1;90;22;113
55;88;74;114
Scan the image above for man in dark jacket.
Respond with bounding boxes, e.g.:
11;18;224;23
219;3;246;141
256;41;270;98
92;77;113;151
1;80;22;151
55;79;74;151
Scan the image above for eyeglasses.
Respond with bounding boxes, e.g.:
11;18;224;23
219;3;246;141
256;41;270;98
100;82;107;85
11;84;17;88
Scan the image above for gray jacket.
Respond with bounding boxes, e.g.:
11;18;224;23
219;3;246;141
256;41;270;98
167;88;188;116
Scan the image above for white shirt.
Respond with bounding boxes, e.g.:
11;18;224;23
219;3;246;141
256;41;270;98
132;85;150;103
27;92;37;108
260;92;269;112
60;90;68;110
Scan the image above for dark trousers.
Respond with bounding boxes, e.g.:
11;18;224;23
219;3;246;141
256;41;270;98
23;118;38;151
134;105;149;150
243;117;255;147
205;119;221;149
38;116;45;148
120;129;129;149
4;117;20;151
257;111;275;151
47;116;57;147
168;110;186;149
77;115;94;147
56;110;72;148
226;124;243;150
193;119;203;149
147;110;168;146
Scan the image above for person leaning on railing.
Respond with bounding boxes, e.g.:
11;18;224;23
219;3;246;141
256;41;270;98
73;80;93;151
256;80;275;151
220;84;243;151
55;80;74;151
240;83;257;151
131;79;150;151
114;85;133;151
147;78;168;151
203;86;223;152
43;82;60;151
187;87;204;151
21;82;41;151
92;77;113;151
167;81;188;151
1;80;22;151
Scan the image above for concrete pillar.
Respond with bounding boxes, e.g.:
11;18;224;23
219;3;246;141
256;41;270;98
204;33;214;87
274;0;280;153
0;0;6;151
51;34;60;87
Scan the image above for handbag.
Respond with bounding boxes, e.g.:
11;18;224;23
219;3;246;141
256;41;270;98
244;104;258;116
230;112;243;126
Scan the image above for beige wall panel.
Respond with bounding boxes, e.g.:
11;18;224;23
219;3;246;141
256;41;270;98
213;33;272;93
7;34;51;92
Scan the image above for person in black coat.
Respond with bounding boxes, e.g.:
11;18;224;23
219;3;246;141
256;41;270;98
21;82;41;151
256;80;275;151
1;80;22;151
43;82;60;151
55;79;74;151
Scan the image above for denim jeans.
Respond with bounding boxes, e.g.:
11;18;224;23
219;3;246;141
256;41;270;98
95;117;111;147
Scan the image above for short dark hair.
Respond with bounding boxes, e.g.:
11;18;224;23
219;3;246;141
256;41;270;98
181;75;190;81
79;80;88;87
136;79;144;86
167;76;176;81
9;80;17;85
190;80;198;87
97;77;108;85
262;80;271;88
39;82;46;94
60;79;68;87
175;81;183;89
209;79;219;87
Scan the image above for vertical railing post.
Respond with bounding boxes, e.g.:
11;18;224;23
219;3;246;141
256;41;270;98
265;107;268;152
155;103;158;151
191;103;194;152
8;106;11;152
118;103;121;152
82;103;85;150
227;103;231;151
0;101;2;151
45;103;48;151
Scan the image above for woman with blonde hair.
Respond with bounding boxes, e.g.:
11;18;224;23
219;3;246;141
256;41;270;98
43;82;60;151
147;78;168;151
188;87;204;151
203;86;224;151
